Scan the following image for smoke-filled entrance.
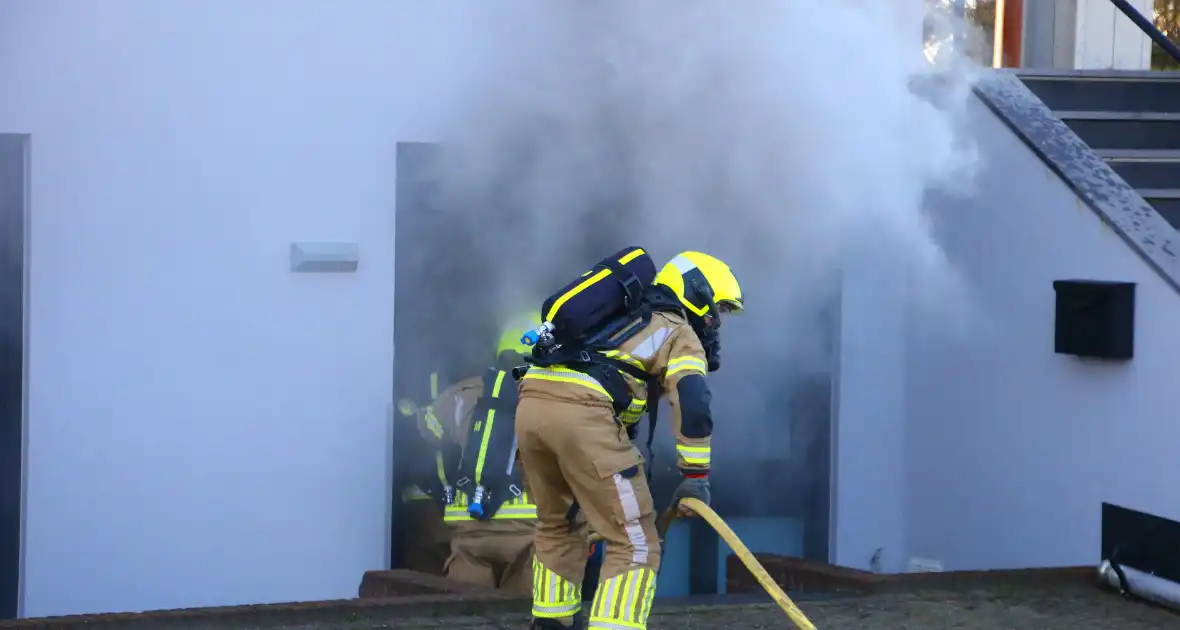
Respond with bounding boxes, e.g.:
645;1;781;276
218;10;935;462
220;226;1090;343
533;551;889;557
390;141;834;594
0;134;27;619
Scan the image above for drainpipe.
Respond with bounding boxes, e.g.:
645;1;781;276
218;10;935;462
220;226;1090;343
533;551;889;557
1099;560;1180;612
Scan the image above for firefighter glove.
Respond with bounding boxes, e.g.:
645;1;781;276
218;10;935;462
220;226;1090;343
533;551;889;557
396;398;418;417
673;474;711;507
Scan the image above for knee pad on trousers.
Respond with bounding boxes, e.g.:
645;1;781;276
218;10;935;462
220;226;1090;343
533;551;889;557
588;567;657;630
532;556;581;620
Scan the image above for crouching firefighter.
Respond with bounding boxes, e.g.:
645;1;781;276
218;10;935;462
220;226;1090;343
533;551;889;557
441;314;543;594
515;247;743;630
395;370;455;575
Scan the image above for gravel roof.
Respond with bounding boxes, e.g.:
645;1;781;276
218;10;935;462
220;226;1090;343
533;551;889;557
268;585;1178;630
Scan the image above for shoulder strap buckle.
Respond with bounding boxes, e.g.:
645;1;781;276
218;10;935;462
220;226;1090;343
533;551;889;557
602;257;646;309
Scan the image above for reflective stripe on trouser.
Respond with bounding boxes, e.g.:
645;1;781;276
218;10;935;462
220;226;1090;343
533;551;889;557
532;556;582;618
516;397;662;621
588;567;657;630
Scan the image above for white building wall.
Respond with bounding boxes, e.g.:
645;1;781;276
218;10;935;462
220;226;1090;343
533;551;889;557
1035;0;1156;69
832;259;907;572
0;0;500;617
903;95;1180;570
1076;0;1155;69
829;0;926;574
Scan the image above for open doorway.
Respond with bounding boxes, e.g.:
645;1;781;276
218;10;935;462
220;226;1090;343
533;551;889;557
389;142;502;573
0;134;28;619
388;141;834;594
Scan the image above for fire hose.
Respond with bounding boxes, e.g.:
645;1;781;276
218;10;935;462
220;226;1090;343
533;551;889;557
590;497;818;630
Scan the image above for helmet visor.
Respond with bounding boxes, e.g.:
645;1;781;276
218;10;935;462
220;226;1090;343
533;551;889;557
717;300;742;315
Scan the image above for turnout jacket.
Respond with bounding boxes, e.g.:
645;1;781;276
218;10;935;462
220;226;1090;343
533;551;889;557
518;310;714;475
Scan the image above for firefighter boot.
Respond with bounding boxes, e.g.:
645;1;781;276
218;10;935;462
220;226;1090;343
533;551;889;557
530;616;582;630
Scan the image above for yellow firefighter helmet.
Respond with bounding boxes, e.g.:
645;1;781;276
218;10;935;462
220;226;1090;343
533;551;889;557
497;311;543;358
653;252;744;320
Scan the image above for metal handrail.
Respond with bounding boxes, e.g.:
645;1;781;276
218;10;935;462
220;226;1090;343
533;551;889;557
1107;0;1180;65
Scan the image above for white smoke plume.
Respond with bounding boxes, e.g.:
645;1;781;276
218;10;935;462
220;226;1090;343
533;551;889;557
409;1;986;506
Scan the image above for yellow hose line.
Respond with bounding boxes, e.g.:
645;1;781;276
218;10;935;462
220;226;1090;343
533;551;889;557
670;498;818;630
588;499;819;628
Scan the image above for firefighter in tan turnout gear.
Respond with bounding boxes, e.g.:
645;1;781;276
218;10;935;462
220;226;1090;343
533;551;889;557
515;248;743;630
395;371;454;575
432;314;542;594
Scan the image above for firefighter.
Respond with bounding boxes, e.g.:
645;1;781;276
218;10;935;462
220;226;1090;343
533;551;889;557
436;313;542;594
395;371;453;575
516;251;742;630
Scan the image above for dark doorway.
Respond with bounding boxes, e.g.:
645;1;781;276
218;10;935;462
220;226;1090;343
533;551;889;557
388;141;834;592
0;134;27;619
390;142;501;570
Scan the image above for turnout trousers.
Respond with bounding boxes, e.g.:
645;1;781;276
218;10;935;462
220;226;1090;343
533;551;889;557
444;519;535;595
516;396;661;629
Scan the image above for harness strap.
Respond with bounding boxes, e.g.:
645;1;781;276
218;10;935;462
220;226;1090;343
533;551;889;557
529;294;691;482
600;258;645;311
454;368;523;520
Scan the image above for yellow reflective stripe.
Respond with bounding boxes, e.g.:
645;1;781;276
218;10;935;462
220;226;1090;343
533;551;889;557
423;406;444;440
473;370;507;484
522;367;613;400
435;450;448;485
492;505;537;518
676;444;711;466
490;369;506;398
589;568;656;629
620;398;647;426
544;249;645;322
601;349;644;370
430;372;439;399
444;504;537;521
454;490;531;507
473;408;496;483
667;356;708;377
533;557;582;618
444;489;534;520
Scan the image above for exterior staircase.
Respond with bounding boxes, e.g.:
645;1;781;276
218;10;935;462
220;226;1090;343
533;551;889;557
1018;71;1180;228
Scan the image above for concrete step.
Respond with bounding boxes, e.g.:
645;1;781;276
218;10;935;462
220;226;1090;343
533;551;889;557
1019;72;1180;113
1059;113;1180;150
1096;148;1180;161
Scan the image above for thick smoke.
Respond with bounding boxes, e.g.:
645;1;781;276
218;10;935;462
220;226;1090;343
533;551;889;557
409;1;984;515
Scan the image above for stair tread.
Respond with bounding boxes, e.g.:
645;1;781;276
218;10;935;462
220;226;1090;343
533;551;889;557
1138;189;1180;198
1097;149;1180;161
1016;69;1180;81
1055;111;1180;121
